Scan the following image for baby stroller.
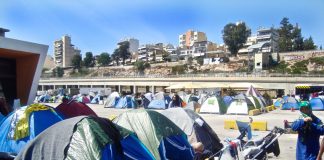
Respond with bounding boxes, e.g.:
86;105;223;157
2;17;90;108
211;118;284;160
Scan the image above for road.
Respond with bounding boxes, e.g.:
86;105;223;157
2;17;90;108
47;103;324;159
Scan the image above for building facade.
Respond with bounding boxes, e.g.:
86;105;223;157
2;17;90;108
179;30;207;48
138;43;164;62
120;38;139;55
54;35;81;68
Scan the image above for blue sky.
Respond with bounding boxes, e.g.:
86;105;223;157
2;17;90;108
1;0;323;56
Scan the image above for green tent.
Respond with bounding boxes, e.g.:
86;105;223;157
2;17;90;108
113;109;194;160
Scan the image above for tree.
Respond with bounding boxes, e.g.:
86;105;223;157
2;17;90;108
117;41;131;65
83;52;95;67
97;52;111;66
71;54;82;69
222;22;251;56
111;49;120;66
134;60;151;75
52;67;64;77
162;51;170;62
292;25;304;51
304;36;316;50
278;17;294;52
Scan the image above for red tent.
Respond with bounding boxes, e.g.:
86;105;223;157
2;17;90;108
55;101;97;118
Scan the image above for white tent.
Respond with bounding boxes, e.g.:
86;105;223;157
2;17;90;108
200;96;227;114
104;92;120;108
227;94;255;115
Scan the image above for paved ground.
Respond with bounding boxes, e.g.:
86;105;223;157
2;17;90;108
47;103;324;159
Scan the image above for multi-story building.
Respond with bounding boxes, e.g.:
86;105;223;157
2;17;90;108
179;41;223;58
138;43;164;62
53;35;81;68
119;38;139;55
238;35;257;54
179;30;207;48
247;27;279;71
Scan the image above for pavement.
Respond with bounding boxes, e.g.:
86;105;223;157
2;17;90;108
47;103;324;159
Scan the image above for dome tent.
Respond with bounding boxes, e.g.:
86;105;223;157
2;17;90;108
114;109;194;160
0;104;63;154
226;94;255;115
161;108;223;157
55;100;97;119
199;96;227;114
310;98;324;111
16;116;154;160
104;92;120;108
148;92;171;109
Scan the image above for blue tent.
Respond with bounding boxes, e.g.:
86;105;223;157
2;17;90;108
115;96;137;109
282;97;299;110
223;96;233;107
274;98;284;108
0;104;63;154
310;98;324;111
148;100;166;109
0;113;4;124
38;94;51;103
90;94;101;104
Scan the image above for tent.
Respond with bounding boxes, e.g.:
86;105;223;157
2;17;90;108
37;94;51;103
143;92;153;108
310;98;324;111
104;92;120;108
185;101;201;113
245;85;262;97
148;92;171;109
114;109;194;160
90;94;101;104
274;98;284;108
16;116;154;160
55;101;98;118
226;94;255;115
247;96;265;110
77;96;90;104
0;104;63;154
115;96;138;109
200;96;227;114
161;108;223;157
281;97;299;110
223;96;233;107
0;113;4;123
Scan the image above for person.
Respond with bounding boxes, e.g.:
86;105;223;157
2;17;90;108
191;142;212;160
292;101;324;160
169;94;182;108
0;97;10;116
317;138;324;160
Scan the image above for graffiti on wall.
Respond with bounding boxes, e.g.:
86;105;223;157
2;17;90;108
283;55;305;61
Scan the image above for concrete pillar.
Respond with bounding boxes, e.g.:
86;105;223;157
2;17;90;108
151;85;155;93
118;85;121;93
133;85;137;94
41;85;44;91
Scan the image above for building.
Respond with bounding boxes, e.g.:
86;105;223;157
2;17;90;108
138;43;165;62
0;27;48;105
179;30;207;48
119;38;139;55
179;41;224;58
53;35;81;68
247;27;279;71
238;35;257;54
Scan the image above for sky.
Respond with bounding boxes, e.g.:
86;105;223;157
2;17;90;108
1;0;324;56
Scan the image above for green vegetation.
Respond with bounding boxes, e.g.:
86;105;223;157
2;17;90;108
195;57;204;66
303;36;316;50
134;60;151;75
97;52;111;67
116;41;131;65
70;67;90;77
71;54;82;69
171;65;187;74
222;22;251;56
270;61;290;73
290;60;308;74
52;67;64;77
83;52;95;67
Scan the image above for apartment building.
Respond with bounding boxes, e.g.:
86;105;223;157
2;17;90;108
53;35;81;68
179;30;207;48
138;43;164;62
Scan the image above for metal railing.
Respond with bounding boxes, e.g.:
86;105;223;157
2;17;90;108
40;72;324;80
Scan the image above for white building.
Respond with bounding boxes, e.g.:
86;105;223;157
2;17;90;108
178;30;207;48
138;43;164;62
53;35;81;68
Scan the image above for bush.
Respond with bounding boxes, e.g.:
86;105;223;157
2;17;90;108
171;65;187;74
195;57;204;66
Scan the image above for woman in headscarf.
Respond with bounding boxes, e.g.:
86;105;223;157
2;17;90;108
292;101;324;160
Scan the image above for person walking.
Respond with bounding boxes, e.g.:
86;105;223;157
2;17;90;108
292;102;324;160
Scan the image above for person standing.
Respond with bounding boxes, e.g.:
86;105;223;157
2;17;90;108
292;102;324;160
169;94;182;108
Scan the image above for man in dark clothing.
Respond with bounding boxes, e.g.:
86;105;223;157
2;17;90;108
292;101;324;160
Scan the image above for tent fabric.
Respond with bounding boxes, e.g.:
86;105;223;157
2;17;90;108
148;100;167;109
227;98;255;115
91;94;101;104
274;98;283;108
200;96;227;114
310;98;324;111
55;101;97;119
16;116;154;160
185;101;201;112
115;96;137;109
0;105;63;154
77;96;91;104
0;113;4;124
160;108;223;155
223;96;233;107
113;109;193;160
245;85;262;97
282;97;299;110
104;92;120;108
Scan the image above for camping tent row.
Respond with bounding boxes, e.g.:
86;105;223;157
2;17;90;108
198;94;269;115
0;102;224;160
274;96;324;110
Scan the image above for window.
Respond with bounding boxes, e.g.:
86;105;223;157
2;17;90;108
257;62;261;66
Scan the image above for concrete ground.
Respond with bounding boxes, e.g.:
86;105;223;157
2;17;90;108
47;103;324;159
